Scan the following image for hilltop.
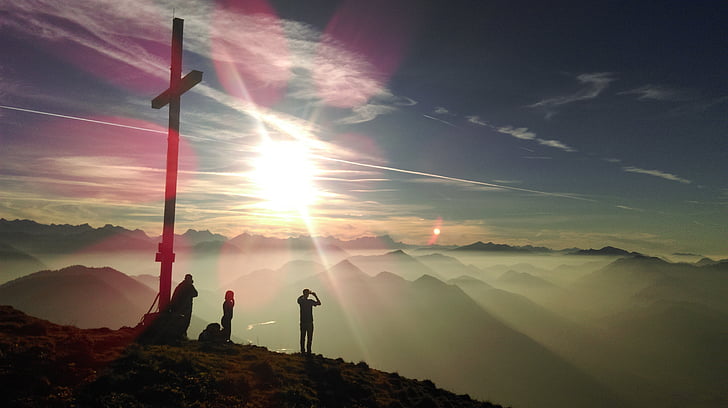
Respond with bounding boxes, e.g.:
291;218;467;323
0;306;503;408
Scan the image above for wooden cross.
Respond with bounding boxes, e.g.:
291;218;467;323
152;18;202;312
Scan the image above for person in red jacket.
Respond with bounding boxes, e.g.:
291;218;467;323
221;290;234;343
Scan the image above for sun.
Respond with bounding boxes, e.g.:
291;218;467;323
251;140;319;212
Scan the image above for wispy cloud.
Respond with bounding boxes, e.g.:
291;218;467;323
623;166;691;184
337;102;398;124
1;0;399;128
536;138;576;152
496;126;576;152
529;72;617;108
616;205;643;212
467;115;490;127
618;85;694;102
496;126;536;140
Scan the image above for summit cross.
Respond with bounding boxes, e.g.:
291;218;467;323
151;17;202;312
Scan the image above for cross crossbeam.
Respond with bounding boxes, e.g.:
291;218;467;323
152;70;203;109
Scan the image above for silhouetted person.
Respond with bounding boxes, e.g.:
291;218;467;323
198;322;224;343
297;288;321;355
169;274;198;338
221;290;234;343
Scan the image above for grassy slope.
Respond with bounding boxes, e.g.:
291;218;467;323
0;306;503;408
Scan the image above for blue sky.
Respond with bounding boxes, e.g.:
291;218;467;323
0;0;726;256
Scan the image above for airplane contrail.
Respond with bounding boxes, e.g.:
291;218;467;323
0;105;166;134
313;155;594;201
1;104;591;201
422;114;460;128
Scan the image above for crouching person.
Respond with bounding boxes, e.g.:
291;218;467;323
198;322;225;343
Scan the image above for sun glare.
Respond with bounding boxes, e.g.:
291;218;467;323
251;140;319;212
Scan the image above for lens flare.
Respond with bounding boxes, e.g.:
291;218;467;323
427;217;443;245
211;0;291;107
314;0;421;107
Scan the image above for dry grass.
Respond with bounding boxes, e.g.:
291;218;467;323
0;306;504;408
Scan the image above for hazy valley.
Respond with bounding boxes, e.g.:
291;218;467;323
1;219;727;408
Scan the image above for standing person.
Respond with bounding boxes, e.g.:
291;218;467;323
169;274;198;338
221;290;235;343
297;288;321;355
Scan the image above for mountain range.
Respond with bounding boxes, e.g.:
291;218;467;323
3;219;728;407
1;218;666;259
1;262;628;408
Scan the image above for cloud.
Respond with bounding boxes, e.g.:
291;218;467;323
618;85;694;102
434;106;451;115
622;166;691;184
496;126;536;140
536;138;576;152
464;114;576;153
394;96;417;106
336;103;398;124
668;95;728;116
616;205;643;212
496;126;575;152
467;115;491;127
529;72;617;108
1;0;398;127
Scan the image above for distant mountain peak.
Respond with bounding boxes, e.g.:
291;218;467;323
496;270;555;287
695;257;718;266
449;275;492;288
570;246;641;256
452;241;550;253
373;271;407;284
384;249;412;258
180;229;228;243
413;274;447;288
328;260;368;279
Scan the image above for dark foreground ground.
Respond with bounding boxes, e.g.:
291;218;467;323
0;305;504;408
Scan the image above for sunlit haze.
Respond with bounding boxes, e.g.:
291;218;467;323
0;1;726;257
1;3;727;406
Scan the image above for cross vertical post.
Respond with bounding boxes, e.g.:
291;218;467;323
152;17;202;313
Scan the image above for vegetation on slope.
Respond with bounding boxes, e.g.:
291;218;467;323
0;306;503;408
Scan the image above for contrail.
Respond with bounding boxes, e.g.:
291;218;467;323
313;155;594;201
422;114;460;128
1;104;591;201
0;105;166;134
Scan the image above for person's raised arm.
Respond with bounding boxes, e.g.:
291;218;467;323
312;291;322;306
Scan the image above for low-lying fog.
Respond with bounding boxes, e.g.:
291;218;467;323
4;248;727;408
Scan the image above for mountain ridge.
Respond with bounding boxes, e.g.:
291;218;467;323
0;218;655;257
0;305;503;408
